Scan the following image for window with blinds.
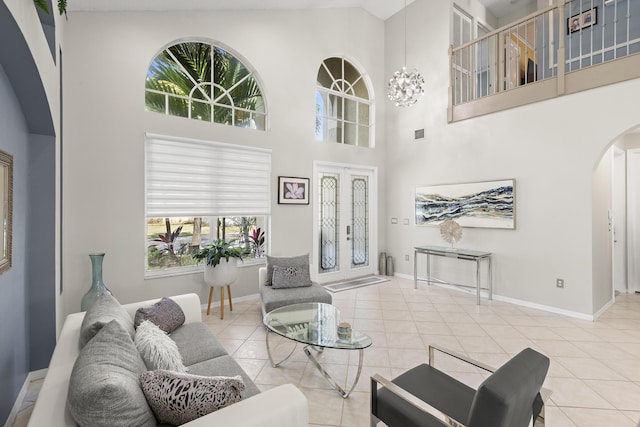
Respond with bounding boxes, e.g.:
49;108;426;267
144;134;271;275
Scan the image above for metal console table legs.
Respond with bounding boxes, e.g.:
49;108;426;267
414;245;493;305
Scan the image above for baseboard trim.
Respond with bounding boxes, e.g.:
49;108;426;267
492;294;594;321
4;369;47;427
592;298;615;321
394;272;594;320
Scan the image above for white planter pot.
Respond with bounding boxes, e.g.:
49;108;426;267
204;258;239;287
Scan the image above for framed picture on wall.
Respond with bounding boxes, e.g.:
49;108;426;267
278;176;310;205
568;7;597;34
415;179;515;229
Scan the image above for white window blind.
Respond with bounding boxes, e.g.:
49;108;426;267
145;134;271;217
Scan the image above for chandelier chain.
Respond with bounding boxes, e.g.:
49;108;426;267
387;0;425;107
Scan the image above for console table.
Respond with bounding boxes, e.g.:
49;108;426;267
414;245;492;305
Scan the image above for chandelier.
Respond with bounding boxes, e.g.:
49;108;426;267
387;0;425;107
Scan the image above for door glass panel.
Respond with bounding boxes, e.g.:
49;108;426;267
351;176;368;267
319;174;339;273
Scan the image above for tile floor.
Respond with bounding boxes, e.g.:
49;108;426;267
204;276;640;427
13;276;640;427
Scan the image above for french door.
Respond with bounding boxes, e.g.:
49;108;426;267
313;162;377;283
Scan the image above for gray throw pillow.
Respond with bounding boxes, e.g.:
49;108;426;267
271;264;312;289
134;297;185;333
134;320;187;372
140;370;245;425
265;254;309;286
68;320;156;427
79;293;136;348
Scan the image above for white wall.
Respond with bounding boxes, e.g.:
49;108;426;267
628;147;640;293
592;147;613;311
61;9;387;317
384;0;640;316
612;145;627;294
61;1;640;318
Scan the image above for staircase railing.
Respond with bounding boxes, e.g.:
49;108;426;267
449;0;640;120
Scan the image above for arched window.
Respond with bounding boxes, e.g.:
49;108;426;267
315;57;373;147
145;41;266;130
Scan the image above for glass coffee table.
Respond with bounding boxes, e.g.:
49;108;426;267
263;302;372;398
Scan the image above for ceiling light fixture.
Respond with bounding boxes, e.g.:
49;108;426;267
387;0;425;107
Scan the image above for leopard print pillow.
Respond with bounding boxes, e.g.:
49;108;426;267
140;370;245;425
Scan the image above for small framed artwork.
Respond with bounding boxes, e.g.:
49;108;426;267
278;176;310;205
568;7;597;34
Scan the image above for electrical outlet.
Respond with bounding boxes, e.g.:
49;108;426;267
404;254;409;261
556;278;564;288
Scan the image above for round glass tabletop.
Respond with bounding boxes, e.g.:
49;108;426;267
263;302;372;350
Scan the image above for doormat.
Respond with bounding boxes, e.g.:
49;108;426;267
324;276;389;293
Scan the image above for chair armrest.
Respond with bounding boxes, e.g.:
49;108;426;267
429;345;552;427
371;374;467;427
429;344;495;373
429;345;552;398
182;384;308;427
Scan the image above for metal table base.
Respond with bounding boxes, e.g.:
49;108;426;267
266;330;364;398
413;245;492;305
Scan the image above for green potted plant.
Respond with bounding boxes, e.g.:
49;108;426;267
34;0;67;15
192;239;246;288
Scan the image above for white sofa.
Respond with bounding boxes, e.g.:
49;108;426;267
28;293;308;427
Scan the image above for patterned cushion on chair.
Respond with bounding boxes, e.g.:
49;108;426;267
265;254;309;286
271;264;312;289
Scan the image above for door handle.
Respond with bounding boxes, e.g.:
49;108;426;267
346;225;351;240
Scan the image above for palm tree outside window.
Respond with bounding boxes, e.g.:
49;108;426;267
145;41;266;130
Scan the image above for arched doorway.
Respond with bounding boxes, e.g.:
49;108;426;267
593;124;640;314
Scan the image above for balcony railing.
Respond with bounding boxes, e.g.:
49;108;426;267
449;0;640;121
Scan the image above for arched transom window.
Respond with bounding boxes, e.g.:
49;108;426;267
315;57;373;147
145;41;266;130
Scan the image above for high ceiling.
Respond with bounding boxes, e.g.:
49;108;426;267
67;0;414;20
68;0;537;21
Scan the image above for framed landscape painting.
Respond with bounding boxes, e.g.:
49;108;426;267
415;179;515;229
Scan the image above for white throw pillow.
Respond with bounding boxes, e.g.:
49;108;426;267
134;320;187;372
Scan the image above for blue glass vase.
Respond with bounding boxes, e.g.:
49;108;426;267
81;253;112;311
